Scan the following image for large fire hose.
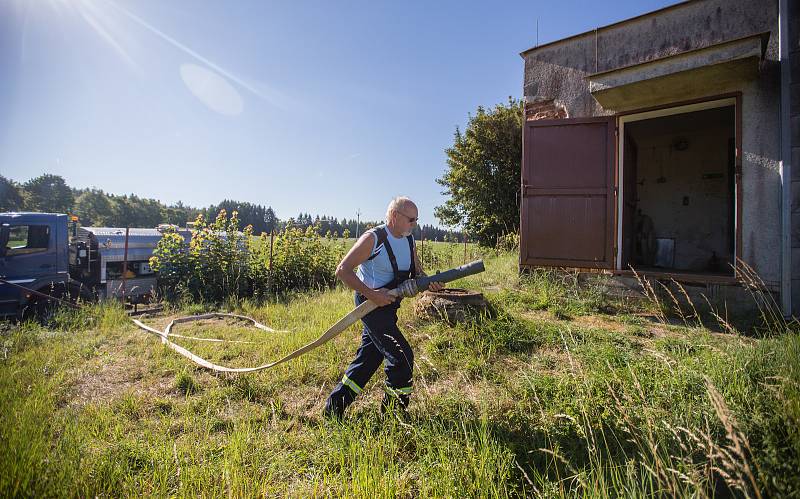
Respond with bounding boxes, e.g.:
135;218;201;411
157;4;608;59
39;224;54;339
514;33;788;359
133;260;485;373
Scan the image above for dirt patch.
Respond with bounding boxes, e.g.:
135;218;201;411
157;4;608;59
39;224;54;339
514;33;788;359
522;309;641;337
417;349;571;405
418;371;515;410
66;352;174;407
281;382;331;419
519;310;553;323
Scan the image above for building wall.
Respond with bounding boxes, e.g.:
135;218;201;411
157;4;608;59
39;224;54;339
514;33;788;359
522;0;783;287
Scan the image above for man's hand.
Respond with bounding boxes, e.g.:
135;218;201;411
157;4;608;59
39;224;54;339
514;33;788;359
367;288;397;307
428;281;444;292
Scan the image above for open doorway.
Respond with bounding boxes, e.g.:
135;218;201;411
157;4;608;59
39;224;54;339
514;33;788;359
619;101;736;276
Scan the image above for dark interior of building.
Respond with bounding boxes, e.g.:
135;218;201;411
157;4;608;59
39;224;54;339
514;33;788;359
621;106;736;275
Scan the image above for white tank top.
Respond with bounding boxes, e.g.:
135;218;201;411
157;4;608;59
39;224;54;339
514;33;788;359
356;225;414;289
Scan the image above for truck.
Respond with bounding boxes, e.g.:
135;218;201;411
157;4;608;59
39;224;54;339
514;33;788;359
0;212;189;319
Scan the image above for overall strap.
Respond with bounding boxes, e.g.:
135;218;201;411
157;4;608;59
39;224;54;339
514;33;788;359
407;235;415;278
366;226;413;282
379;230;401;282
366;227;388;262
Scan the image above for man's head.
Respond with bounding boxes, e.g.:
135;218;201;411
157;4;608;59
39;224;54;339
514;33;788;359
386;196;418;237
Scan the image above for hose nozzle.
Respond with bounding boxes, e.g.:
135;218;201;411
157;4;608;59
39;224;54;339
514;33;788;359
395;259;486;297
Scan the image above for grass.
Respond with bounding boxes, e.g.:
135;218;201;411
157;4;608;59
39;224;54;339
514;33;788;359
1;248;799;497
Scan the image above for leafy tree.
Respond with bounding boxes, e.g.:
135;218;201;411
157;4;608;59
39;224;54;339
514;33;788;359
73;189;114;226
22;174;74;213
161;201;200;227
111;194;162;227
0;176;23;211
435;98;523;246
263;207;277;233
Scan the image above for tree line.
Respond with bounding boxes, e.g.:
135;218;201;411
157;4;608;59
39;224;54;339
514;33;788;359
1;174;464;241
287;213;465;242
3;98;523;247
1;174;203;229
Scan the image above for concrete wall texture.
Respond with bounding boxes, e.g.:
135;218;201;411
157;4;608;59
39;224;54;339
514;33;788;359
522;0;786;298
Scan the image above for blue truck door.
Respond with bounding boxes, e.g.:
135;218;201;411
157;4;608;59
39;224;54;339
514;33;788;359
0;223;10;314
0;216;59;314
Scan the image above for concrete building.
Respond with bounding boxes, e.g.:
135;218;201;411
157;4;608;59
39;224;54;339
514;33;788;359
519;0;800;315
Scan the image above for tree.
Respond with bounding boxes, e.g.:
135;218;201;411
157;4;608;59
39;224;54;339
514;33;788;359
435;98;523;246
0;176;23;211
263;207;277;233
206;200;275;234
108;194;162;227
74;189;114;226
161;201;199;227
22;174;74;213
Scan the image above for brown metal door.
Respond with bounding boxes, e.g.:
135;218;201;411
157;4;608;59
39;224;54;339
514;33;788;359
520;116;615;268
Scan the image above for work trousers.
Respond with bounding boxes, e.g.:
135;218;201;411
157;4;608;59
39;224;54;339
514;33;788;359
325;291;414;416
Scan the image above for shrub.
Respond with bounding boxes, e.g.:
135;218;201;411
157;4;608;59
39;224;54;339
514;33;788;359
150;211;344;303
495;232;519;252
148;231;188;298
256;225;342;296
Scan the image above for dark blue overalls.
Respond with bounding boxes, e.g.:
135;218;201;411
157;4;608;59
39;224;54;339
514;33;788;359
324;227;416;418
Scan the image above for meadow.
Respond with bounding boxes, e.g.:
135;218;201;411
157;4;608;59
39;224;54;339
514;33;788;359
1;244;798;497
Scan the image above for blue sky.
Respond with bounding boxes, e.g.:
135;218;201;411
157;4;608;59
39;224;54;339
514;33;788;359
0;0;674;225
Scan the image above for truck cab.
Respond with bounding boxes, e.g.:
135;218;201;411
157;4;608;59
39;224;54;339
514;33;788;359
0;212;70;318
0;212;191;318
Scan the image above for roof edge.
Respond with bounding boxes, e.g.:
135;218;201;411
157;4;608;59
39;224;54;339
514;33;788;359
519;0;696;58
584;30;770;79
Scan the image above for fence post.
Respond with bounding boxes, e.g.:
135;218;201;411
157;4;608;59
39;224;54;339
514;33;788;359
121;226;130;303
269;230;274;270
464;233;468;264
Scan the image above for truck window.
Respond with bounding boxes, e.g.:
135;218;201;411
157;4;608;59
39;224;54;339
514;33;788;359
5;225;50;256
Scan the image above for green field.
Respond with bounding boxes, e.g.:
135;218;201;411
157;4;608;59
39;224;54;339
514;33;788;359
1;250;798;497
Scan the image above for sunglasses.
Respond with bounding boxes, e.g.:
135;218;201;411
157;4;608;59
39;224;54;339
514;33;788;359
398;211;418;223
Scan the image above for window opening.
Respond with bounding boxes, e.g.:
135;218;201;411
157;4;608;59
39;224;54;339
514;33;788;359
5;225;50;257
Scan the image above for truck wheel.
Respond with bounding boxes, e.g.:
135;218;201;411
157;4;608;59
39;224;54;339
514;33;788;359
22;283;83;325
71;283;96;305
22;295;62;325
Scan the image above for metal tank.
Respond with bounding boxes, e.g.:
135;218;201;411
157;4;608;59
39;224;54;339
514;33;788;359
69;226;191;301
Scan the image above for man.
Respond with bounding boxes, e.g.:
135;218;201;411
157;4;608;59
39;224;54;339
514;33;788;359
324;196;443;419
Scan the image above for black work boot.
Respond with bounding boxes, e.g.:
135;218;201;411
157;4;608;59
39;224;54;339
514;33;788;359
324;382;359;420
323;394;347;420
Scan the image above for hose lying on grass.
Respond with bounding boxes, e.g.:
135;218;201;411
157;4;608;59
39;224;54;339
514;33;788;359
137;313;281;345
133;260;485;373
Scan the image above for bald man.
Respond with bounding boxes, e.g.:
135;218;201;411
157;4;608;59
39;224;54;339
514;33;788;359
324;196;443;418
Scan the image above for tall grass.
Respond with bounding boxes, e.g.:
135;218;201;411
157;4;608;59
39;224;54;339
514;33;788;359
0;250;798;496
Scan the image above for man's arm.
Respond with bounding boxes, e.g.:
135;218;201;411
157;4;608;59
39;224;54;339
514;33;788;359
335;233;396;306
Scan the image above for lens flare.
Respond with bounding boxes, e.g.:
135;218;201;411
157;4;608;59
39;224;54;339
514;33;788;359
180;63;243;116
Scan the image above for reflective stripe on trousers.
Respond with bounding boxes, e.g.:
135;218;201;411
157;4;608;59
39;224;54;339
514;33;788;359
325;284;414;414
